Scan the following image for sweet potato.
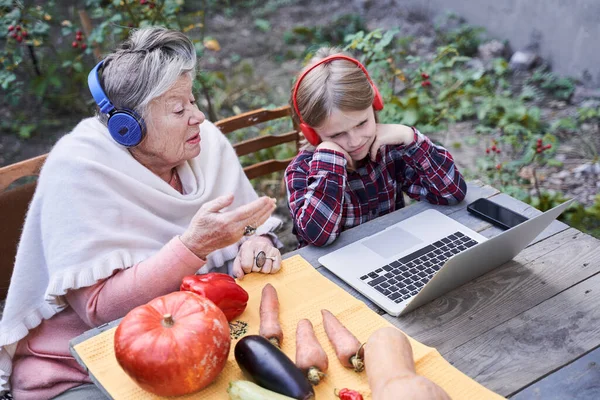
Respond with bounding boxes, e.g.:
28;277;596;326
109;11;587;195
295;319;328;385
259;283;283;347
321;309;364;372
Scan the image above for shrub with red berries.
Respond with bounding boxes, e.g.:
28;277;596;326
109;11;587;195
140;0;156;8
419;71;431;88
485;141;501;155
70;29;88;51
6;24;26;43
534;138;553;154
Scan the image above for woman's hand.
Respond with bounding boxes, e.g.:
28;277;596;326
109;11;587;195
232;235;282;279
369;124;415;161
317;141;356;171
180;194;276;260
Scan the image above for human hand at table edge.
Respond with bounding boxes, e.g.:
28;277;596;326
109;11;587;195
365;327;451;400
180;194;276;260
233;235;282;279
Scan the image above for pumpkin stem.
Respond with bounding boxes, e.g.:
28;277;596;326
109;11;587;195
162;313;175;327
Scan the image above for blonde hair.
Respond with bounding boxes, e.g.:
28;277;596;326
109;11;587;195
290;47;376;140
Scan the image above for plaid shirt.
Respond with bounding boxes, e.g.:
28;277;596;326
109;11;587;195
285;128;467;247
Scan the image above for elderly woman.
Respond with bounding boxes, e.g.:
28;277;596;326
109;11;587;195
0;27;282;399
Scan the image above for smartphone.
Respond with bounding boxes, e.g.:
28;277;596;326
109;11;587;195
467;198;528;230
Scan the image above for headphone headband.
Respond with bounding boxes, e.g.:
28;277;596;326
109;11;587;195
88;61;115;115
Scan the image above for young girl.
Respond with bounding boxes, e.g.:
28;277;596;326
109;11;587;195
285;48;467;247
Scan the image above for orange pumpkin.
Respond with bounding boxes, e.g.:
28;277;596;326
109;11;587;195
114;291;231;397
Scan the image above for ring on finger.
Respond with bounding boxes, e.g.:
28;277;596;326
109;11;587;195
243;224;257;236
254;251;276;269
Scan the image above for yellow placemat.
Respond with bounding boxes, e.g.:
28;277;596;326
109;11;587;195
73;255;504;399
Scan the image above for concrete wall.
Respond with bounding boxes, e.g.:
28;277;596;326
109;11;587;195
408;0;600;85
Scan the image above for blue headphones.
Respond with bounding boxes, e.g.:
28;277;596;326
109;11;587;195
88;60;146;147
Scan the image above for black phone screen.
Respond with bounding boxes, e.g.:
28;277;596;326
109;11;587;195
467;198;528;229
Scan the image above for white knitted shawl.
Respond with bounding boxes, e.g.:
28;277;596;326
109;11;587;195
0;117;281;390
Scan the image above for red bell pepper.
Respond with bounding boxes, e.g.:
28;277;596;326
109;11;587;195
180;273;249;321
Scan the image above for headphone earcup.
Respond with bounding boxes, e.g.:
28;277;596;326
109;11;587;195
372;84;384;111
300;123;321;146
107;109;146;147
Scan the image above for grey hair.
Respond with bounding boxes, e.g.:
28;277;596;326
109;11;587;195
290;47;375;130
97;27;197;125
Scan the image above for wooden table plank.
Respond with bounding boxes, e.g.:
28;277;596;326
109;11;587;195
510;345;600;400
382;229;600;352
444;269;600;397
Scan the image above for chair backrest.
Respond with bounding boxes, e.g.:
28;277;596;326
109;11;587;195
0;106;298;301
0;154;47;300
215;105;300;179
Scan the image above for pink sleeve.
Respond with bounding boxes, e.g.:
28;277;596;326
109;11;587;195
65;236;206;327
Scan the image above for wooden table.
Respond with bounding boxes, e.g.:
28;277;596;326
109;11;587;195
284;181;600;399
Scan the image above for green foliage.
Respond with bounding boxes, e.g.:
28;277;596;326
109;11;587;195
285;14;366;47
529;191;600;238
527;67;576;101
0;0;231;134
436;22;485;57
254;18;270;32
345;29;398;65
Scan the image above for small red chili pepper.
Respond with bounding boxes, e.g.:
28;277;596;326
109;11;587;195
335;388;364;400
180;273;249;321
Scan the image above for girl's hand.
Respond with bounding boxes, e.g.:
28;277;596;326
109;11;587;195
233;235;282;279
317;141;356;171
369;124;415;161
180;194;276;260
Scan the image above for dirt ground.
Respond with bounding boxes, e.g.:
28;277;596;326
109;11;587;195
2;0;599;253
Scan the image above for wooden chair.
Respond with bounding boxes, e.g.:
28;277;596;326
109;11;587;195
0;154;47;301
0;106;299;301
215;105;299;179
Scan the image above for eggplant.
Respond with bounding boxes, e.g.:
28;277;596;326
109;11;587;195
234;335;315;400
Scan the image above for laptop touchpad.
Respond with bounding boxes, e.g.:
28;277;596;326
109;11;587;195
362;227;423;259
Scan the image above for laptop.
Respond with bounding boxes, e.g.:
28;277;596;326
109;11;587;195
318;198;574;316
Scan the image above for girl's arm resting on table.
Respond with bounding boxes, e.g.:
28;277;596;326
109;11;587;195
65;236;205;328
398;128;467;205
285;149;347;247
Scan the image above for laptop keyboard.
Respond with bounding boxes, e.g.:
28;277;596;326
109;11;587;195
359;231;479;304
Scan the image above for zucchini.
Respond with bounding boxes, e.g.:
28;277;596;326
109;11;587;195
228;380;296;400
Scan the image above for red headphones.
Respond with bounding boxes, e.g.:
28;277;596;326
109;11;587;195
291;54;384;146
